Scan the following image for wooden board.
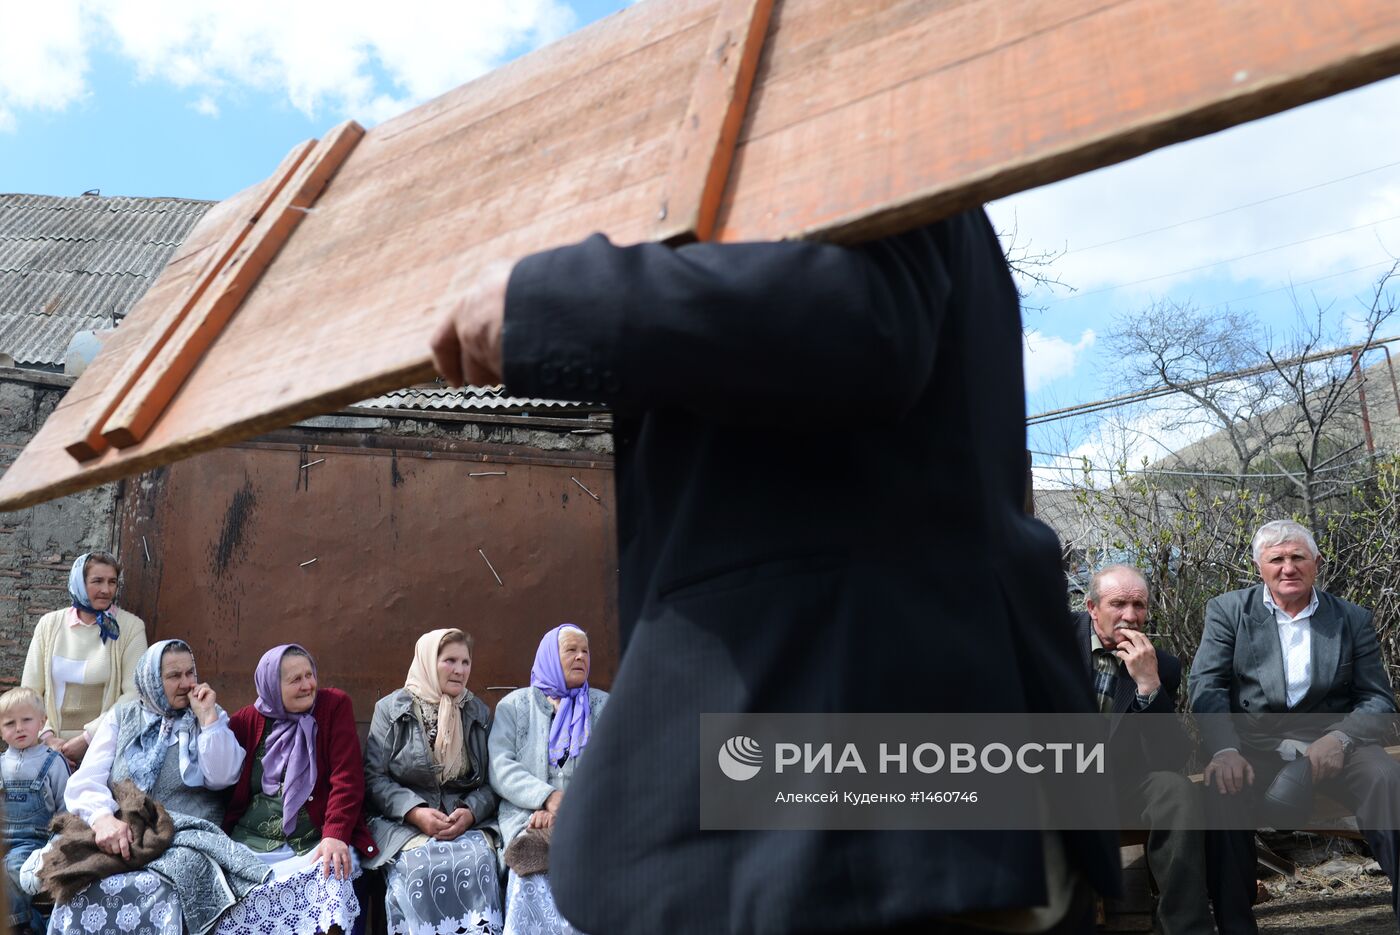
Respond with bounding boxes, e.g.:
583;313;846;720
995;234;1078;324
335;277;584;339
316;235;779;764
100;121;365;450
62;140;318;462
654;0;775;243
4;0;1400;510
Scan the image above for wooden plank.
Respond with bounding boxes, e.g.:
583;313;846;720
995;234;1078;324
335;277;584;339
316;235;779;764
4;0;1400;510
718;0;1400;241
654;0;776;243
98;121;364;449
62;142;317;461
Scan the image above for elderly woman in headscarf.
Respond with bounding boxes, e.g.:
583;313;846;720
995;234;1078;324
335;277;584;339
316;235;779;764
47;638;269;935
489;624;608;935
363;628;501;935
23;551;148;767
218;643;373;935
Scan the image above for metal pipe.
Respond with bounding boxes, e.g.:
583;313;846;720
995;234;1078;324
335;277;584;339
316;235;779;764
1352;349;1376;455
1381;345;1400;419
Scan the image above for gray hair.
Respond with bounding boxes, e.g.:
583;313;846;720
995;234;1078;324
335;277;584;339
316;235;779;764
1251;520;1320;564
1086;564;1149;604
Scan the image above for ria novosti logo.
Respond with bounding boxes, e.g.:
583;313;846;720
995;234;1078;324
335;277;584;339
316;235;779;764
716;737;1108;780
718;736;763;781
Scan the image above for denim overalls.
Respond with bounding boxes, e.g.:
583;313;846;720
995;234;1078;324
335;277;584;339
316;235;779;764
4;747;60;930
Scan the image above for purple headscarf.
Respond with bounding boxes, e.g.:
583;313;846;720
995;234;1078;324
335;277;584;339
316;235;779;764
530;624;591;766
253;644;318;834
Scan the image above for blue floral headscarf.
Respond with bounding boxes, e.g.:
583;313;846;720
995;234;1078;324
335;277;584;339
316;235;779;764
122;639;204;793
68;553;120;643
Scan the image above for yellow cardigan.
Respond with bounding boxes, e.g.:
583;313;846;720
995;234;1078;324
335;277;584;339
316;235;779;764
21;607;148;740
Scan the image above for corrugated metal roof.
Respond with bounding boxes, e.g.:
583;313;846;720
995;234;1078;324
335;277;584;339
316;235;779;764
0;193;214;365
356;385;601;413
0;194;602;418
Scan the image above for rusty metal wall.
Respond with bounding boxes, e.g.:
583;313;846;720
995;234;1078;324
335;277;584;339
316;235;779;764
115;428;616;728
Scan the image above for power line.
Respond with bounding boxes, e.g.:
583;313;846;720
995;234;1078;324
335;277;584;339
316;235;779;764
1028;449;1378;480
1066;158;1400;254
1026;335;1400;425
1046;213;1400;305
1200;259;1399;313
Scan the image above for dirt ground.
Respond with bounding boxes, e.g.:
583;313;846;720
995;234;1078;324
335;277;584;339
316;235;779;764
1255;833;1394;934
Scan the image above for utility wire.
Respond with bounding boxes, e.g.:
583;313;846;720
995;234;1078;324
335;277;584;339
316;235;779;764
1028;449;1379;481
1200;259;1399;313
1047;213;1400;305
1065;158;1400;254
1026;335;1400;425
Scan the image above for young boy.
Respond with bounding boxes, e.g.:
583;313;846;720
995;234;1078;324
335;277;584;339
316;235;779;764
2;686;68;933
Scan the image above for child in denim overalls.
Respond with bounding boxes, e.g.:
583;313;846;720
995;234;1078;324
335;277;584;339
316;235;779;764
2;686;68;933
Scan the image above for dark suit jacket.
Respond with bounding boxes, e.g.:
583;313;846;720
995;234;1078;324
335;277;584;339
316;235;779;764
501;211;1118;934
1190;584;1398;756
1073;611;1191;778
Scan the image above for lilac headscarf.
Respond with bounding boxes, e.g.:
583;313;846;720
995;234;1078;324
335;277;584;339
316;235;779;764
253;644;318;834
530;624;591;766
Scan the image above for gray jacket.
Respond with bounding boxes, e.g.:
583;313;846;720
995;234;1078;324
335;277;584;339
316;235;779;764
1191;584;1398;755
362;688;498;868
489;685;608;851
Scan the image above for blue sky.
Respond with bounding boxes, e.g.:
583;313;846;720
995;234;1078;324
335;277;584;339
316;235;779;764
3;1;1399;483
0;0;632;199
986;75;1400;482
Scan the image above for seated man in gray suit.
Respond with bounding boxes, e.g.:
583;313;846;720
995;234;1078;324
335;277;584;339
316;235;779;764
1191;519;1400;934
1076;565;1215;935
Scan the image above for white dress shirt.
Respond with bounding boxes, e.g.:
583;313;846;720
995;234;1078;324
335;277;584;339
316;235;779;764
1262;587;1319;709
65;706;245;825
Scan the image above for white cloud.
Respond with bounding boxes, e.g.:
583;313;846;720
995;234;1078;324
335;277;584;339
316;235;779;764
1024;328;1095;392
0;0;90;132
191;95;219;117
1031;402;1217;490
990;76;1400;305
0;0;578;131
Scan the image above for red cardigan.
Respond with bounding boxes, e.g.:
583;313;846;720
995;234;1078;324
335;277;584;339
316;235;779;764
224;687;376;857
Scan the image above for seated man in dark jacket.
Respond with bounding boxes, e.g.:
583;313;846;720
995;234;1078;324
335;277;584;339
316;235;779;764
1191;519;1400;935
1076;564;1214;935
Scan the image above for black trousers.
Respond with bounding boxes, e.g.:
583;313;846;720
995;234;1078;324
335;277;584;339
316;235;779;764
1204;744;1400;935
1122;770;1216;935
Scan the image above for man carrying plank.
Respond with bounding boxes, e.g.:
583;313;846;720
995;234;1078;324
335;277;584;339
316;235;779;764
430;210;1116;934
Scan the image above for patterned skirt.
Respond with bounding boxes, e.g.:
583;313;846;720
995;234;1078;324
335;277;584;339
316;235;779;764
213;848;361;935
502;870;583;935
49;870;181;935
49;853;362;935
384;831;502;935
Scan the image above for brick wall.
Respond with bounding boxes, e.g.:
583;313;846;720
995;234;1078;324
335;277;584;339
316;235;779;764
0;370;119;689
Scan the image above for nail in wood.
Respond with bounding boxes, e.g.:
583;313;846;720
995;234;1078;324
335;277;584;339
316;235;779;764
571;476;601;501
478;548;503;586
